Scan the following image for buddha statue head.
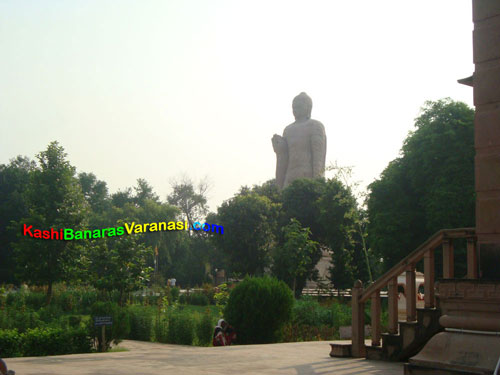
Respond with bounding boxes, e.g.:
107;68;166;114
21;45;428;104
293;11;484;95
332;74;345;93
292;92;313;121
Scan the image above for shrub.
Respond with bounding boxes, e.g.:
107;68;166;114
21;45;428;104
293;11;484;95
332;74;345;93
78;289;99;314
0;308;43;333
196;311;214;346
38;304;64;324
291;297;336;327
0;326;92;357
170;287;180;302
0;329;22;357
178;294;187;304
201;283;215;304
128;305;153;341
6;292;25;308
166;313;195;345
66;326;93;354
224;276;294;344
330;302;351;328
22;327;62;356
189;293;209;306
69;315;82;327
145;295;161;306
54;291;75;312
22;327;92;356
178;292;209;306
0;286;5;308
214;283;229;310
154;315;169;343
23;292;46;310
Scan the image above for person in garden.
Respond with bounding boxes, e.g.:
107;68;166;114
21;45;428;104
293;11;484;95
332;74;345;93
212;319;236;346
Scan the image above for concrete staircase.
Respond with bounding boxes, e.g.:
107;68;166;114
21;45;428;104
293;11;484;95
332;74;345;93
369;308;442;361
330;307;442;361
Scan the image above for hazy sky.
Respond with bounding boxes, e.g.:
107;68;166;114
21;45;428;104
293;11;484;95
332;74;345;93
0;1;474;211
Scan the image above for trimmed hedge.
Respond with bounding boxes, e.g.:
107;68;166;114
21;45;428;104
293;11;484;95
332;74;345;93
224;276;294;344
0;327;92;357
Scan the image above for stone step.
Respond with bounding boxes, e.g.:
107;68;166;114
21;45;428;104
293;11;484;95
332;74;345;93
399;321;419;351
329;343;351;357
379;308;443;361
381;333;403;361
330;308;442;362
365;345;384;361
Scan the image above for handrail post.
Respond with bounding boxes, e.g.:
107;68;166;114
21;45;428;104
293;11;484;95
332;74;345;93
371;290;381;346
388;277;398;334
424;249;435;308
467;237;478;279
351;280;365;357
406;264;416;321
442;239;454;279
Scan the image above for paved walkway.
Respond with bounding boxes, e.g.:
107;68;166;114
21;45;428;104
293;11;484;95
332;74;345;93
4;340;404;375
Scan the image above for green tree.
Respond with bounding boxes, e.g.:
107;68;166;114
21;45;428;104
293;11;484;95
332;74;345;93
239;179;282;205
101;196;183;285
167;177;209;231
214;194;276;275
169;234;213;287
271;218;320;296
88;232;153;304
367;98;475;272
78;172;110;214
0;156;36;284
134;178;159;206
327;163;374;282
12;142;88;302
279;177;365;289
318;178;360;290
281;178;326;243
111;188;134;208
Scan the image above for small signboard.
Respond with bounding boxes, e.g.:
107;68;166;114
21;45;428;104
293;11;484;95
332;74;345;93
94;316;113;327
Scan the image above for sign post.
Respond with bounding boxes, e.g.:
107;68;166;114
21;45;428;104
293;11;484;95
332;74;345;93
93;316;113;352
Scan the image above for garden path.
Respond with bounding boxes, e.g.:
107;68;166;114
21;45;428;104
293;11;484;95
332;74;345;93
5;340;403;374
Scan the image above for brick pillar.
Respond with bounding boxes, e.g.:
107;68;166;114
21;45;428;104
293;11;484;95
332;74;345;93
473;0;500;280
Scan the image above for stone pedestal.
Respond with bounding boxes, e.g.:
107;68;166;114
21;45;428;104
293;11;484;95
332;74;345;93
406;280;500;374
406;331;500;375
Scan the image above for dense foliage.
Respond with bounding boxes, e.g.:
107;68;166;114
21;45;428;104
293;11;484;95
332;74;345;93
272;219;320;296
367;99;475;272
12;142;88;302
224;277;294;344
0;327;92;357
0;143;217;290
213;194;277;275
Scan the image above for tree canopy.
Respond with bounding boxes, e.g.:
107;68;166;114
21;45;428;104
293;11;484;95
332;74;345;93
367;98;475;272
12;142;88;301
